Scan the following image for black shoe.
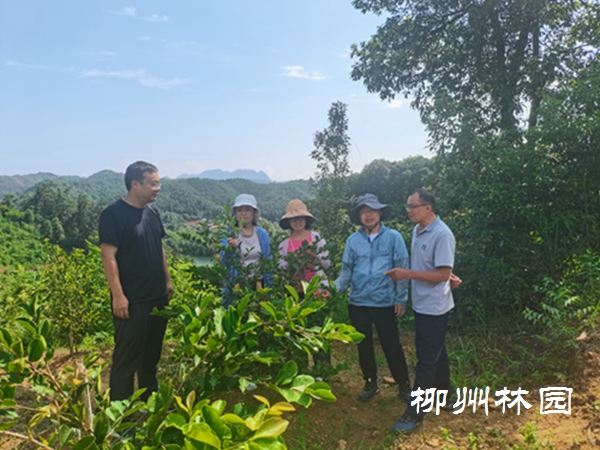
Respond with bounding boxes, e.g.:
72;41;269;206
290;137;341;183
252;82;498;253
392;411;423;435
396;381;412;403
358;378;380;402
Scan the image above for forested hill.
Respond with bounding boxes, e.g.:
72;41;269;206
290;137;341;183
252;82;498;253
0;170;313;223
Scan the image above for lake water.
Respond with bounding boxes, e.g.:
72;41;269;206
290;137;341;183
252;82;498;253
191;256;213;266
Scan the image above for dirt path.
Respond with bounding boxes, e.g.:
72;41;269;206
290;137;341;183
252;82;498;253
283;340;600;450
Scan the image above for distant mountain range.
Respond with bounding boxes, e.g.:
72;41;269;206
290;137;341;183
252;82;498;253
0;169;273;197
0;170;312;222
178;169;272;183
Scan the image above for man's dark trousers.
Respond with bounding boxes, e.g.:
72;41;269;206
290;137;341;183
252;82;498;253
110;297;168;401
348;304;409;384
409;311;451;418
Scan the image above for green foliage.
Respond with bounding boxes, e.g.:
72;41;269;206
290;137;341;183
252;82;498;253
349;156;435;221
524;251;600;333
350;0;600;152
308;102;355;264
30;243;111;353
437;59;600;321
0;257;362;449
23;181;103;250
161;275;362;399
0;201;45;268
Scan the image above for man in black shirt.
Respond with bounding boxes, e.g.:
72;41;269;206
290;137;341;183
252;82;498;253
99;161;173;401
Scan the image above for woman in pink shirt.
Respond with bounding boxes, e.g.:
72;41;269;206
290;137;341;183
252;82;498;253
278;199;330;295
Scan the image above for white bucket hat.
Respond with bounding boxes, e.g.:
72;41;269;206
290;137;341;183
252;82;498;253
232;193;260;223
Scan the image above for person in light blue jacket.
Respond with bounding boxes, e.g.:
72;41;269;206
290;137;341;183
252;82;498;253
334;193;411;403
220;194;272;307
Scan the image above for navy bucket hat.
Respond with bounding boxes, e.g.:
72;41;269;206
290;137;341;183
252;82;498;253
348;193;391;225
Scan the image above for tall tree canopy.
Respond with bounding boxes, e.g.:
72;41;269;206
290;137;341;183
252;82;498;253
350;0;600;152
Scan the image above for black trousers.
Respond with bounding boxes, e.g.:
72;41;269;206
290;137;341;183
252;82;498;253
408;311;451;418
110;297;168;401
348;304;409;385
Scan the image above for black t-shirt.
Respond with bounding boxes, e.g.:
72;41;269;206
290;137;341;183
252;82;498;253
99;199;167;303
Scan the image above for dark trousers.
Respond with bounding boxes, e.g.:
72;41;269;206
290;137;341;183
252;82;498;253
409;311;451;418
348;304;409;385
110;297;168;401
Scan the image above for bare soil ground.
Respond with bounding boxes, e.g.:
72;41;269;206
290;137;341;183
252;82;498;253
282;335;600;450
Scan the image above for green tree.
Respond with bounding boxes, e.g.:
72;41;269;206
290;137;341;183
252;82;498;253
308;102;354;260
350;156;435;220
438;62;600;321
350;0;600;152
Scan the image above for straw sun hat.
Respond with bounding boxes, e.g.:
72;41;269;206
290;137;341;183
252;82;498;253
279;199;315;230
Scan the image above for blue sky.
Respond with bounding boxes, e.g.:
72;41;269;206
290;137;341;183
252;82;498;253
0;1;429;181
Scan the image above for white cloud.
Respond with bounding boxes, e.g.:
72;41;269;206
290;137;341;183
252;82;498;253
97;51;116;56
5;60;52;70
121;6;136;17
143;14;168;23
114;6;168;22
283;65;326;81
80;69;189;90
385;99;403;108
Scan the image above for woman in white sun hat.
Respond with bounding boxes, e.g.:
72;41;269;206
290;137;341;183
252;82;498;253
220;193;272;306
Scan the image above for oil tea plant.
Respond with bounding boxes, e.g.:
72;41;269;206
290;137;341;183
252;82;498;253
162;275;363;398
0;267;362;449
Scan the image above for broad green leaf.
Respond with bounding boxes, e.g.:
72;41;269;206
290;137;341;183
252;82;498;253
174;395;189;414
10;340;23;359
296;393;312;408
211;399;226;415
165;413;187;430
310;389;336;402
0;327;13;346
270;402;295;413
182;422;221;449
284;286;299;302
93;412;109;442
186;391;197;411
15;318;36;335
59;424;72;447
27;336;46;362
213;309;225;337
274;388;300;403
253;395;270;407
221;414;245;425
71;436;97;450
245;413;266;431
291;375;315;391
274;361;297;386
252;417;289;439
38;320;50;338
238;378;250;393
201;405;231;440
260;302;277;320
0;421;17;431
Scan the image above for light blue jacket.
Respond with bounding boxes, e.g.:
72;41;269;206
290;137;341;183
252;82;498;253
334;224;409;307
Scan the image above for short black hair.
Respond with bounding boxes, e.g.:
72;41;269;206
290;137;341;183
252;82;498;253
411;188;436;212
125;161;158;191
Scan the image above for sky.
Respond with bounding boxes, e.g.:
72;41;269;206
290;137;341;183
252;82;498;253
0;1;430;181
